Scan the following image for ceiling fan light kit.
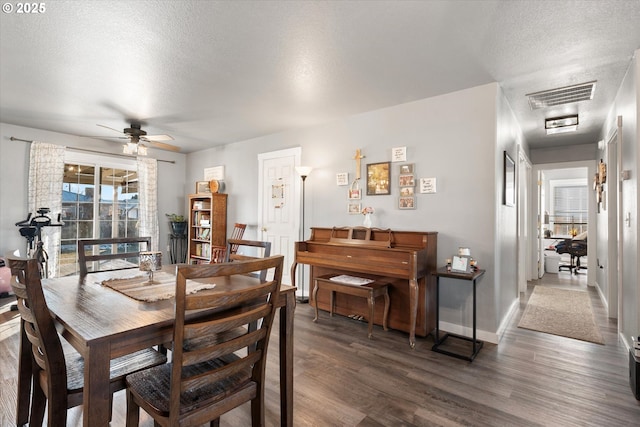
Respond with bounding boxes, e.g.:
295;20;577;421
95;122;180;154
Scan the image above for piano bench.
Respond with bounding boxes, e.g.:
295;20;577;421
313;275;390;339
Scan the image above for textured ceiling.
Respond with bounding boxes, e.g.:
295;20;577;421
1;1;639;154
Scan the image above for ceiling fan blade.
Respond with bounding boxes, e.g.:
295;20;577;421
144;134;174;141
96;124;125;134
143;139;181;152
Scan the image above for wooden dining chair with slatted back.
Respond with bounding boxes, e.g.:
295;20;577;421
125;255;284;427
78;236;152;284
209;223;247;263
7;256;167;427
224;238;272;281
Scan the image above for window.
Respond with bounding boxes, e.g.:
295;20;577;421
59;153;140;276
552;184;588;237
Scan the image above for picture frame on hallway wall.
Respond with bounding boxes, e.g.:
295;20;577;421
503;151;515;207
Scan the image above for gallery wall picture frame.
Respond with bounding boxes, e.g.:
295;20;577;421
347;202;362;214
503;151;515;207
366;162;391;195
400;187;414;197
399;163;414;174
398;196;415;209
336;172;349;186
399;174;415;187
196;181;212;194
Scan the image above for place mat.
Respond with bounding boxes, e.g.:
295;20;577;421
101;271;216;302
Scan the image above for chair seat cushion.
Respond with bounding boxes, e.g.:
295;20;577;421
126;358;255;415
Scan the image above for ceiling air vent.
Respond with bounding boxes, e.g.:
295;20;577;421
527;81;596;110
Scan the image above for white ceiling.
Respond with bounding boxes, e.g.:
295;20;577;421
1;1;639;154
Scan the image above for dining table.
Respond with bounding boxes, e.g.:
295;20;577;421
16;265;296;427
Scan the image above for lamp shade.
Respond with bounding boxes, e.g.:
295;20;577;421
295;166;313;177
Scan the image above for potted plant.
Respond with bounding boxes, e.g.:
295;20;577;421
166;213;187;236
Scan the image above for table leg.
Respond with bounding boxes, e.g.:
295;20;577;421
83;343;112;427
279;291;295;427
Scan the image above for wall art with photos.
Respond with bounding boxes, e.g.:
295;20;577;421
347;202;362;214
366;162;391;195
399;196;415;210
503;151;515;207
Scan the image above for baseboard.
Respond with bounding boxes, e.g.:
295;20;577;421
496;297;521;343
594;280;609;313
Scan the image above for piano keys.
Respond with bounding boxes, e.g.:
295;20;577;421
291;226;437;348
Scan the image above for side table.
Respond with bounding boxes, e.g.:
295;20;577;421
432;267;486;361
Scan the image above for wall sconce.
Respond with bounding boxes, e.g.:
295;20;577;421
545;115;579;135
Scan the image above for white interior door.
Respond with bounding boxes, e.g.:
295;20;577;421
257;148;301;287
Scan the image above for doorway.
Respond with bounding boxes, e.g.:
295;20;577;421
531;161;597;287
257;147;302;288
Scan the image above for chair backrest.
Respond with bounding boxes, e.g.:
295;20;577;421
7;256;68;402
224;238;272;281
228;223;247;255
78;236;151;284
169;255;284;424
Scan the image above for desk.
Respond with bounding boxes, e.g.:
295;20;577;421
432;267;485;362
17;266;296;427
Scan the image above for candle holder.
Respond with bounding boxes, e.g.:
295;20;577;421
139;251;162;284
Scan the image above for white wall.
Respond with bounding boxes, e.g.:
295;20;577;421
0;122;188;261
187;82;521;342
600;50;639;343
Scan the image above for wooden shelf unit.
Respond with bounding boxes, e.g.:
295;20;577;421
187;193;227;264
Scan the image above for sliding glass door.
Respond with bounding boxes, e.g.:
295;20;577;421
59;155;139;276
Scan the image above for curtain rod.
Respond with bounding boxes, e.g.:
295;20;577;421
9;136;176;164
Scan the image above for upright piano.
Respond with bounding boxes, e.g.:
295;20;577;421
291;227;437;347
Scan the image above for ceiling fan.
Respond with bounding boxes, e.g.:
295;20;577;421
95;122;181;154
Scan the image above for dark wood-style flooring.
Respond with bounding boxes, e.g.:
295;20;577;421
1;271;638;426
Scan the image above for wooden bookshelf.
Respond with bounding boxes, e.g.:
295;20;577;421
187;193;227;264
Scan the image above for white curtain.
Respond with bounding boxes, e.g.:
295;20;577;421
28;142;65;277
137;157;159;251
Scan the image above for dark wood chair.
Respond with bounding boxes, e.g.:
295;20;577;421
210;223;247;263
78;236;151;284
125;255;284;427
7;256;167;427
224;238;272;281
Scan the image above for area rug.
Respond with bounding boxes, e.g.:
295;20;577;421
101;271;216;302
518;286;604;345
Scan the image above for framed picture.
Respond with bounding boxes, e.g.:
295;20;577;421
347;202;361;214
196;181;211;194
399;163;414;174
398;196;415;209
399;174;415;187
392;147;407;162
366;162;391;195
336;172;349;186
503;151;515;207
348;188;361;200
400;186;414;196
419;177;437;194
451;255;472;273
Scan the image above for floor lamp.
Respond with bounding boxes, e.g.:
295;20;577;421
295;166;312;303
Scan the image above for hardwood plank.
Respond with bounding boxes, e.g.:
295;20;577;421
1;271;638;426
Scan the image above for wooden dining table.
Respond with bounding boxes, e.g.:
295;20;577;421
16;265;296;427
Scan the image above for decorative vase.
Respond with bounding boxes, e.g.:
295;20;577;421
363;213;372;228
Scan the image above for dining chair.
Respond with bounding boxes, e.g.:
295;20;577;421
125;255;284;427
224;238;272;281
210;223;247;263
7;256;167;427
78;236;151;284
